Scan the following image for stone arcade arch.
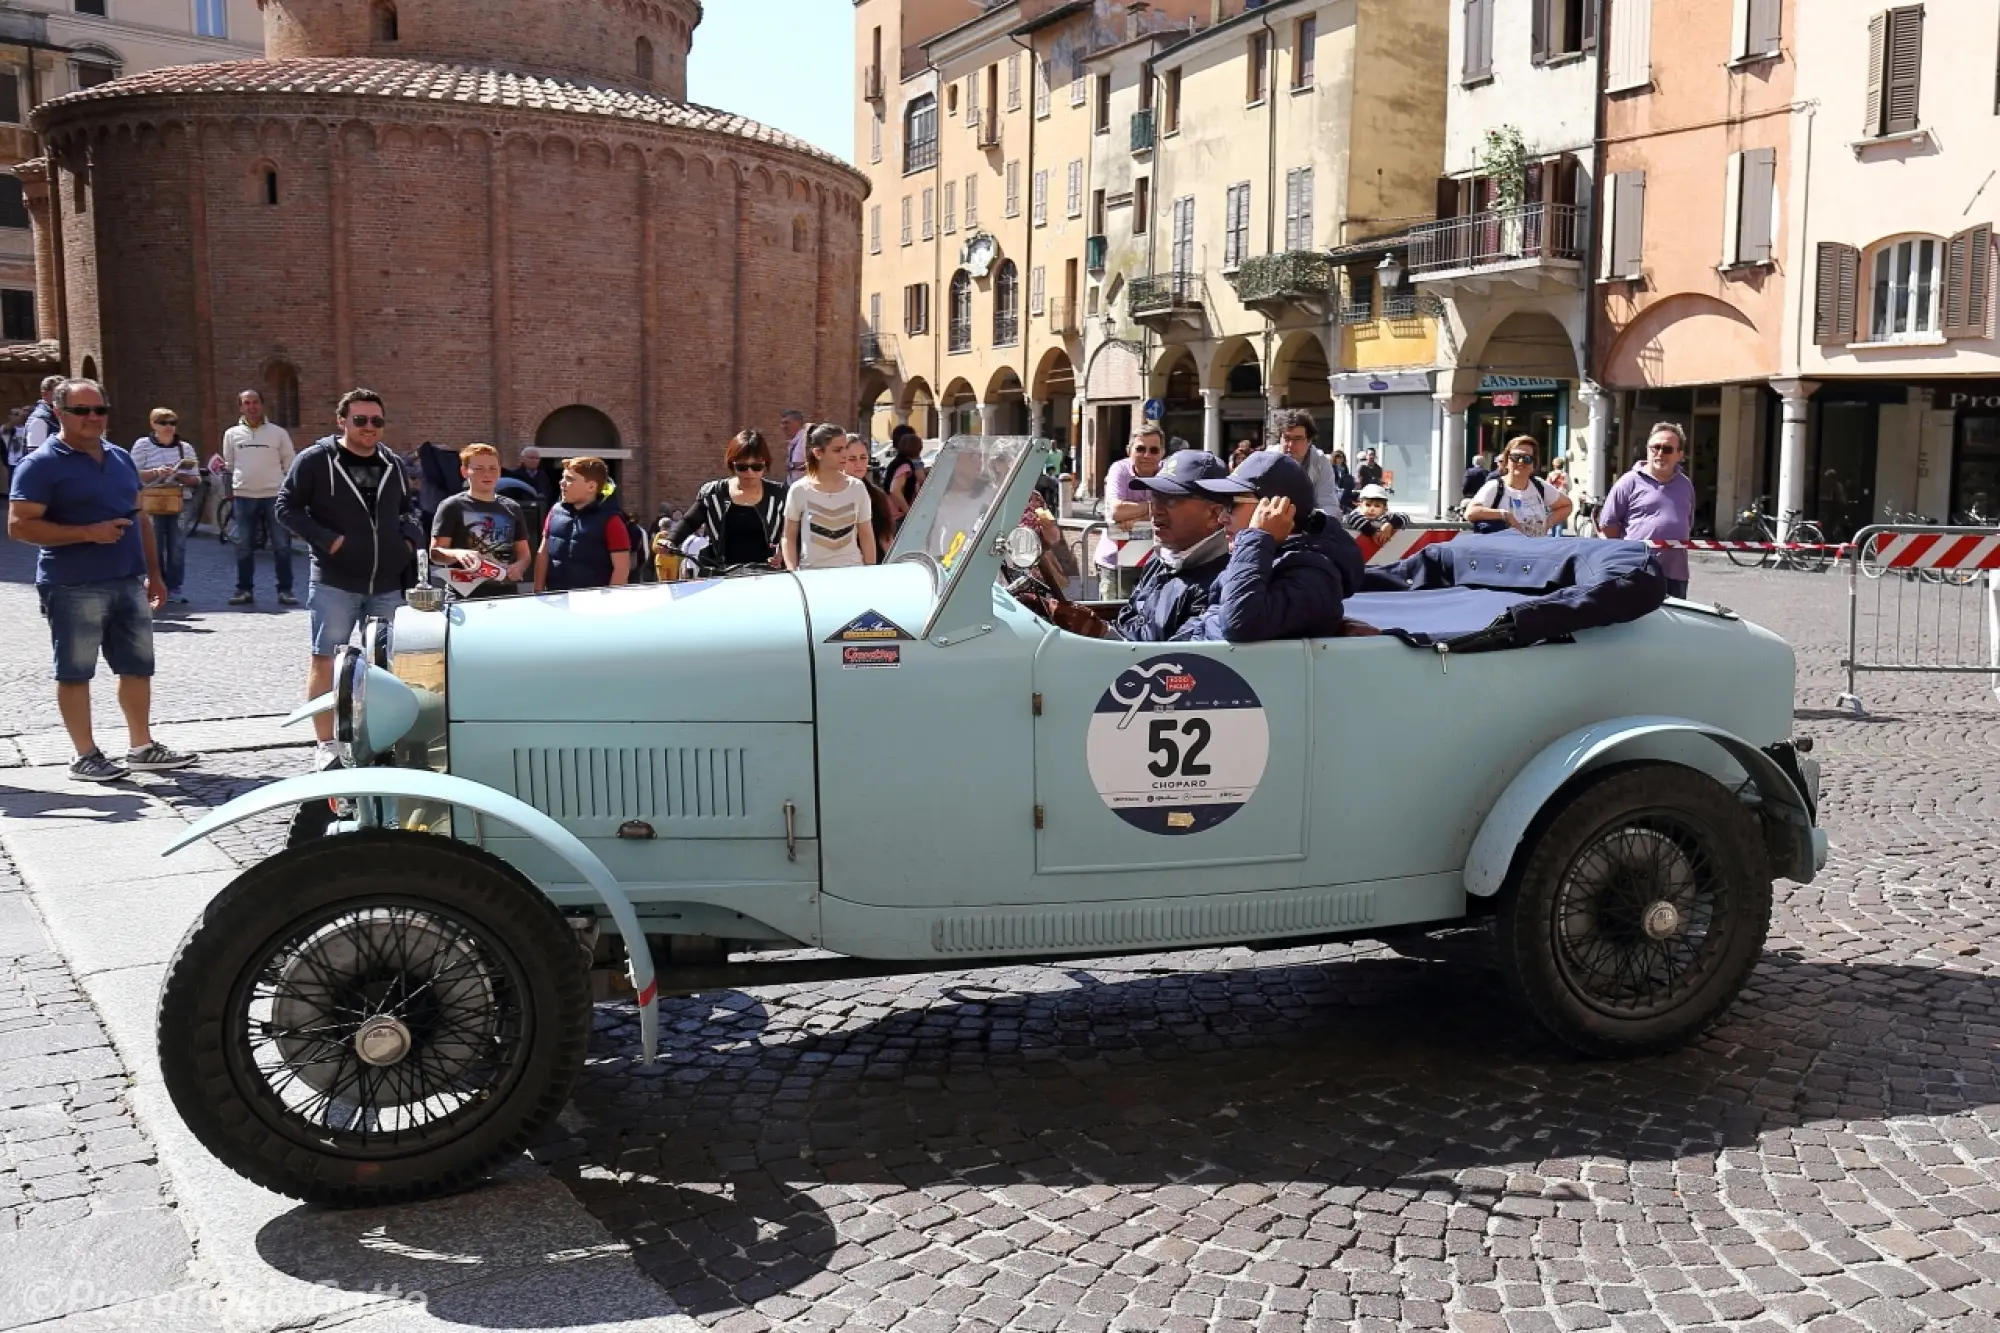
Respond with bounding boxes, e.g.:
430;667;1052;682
897;375;936;439
535;404;620;458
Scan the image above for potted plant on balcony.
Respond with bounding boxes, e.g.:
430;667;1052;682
1479;126;1528;259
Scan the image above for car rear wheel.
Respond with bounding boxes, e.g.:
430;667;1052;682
1495;764;1771;1057
157;831;590;1206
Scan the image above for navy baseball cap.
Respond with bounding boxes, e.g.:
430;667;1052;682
1131;449;1231;496
1191;451;1318;515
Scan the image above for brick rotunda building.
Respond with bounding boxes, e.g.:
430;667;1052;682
26;0;866;513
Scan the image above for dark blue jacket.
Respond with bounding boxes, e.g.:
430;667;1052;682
1111;548;1231;642
276;437;422;596
543;498;619;591
1187;518;1364;642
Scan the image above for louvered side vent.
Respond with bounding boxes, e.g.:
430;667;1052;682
511;747;748;821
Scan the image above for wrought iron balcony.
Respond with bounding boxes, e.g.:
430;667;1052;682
975;108;1002;149
1336;301;1374;325
860;331;898;366
994;311;1020;347
1128;271;1203;330
1130;107;1155;153
1381;291;1420;320
948;318;972;354
1085;234;1107;273
1229;251;1336;317
863;65;883;103
1049;300;1079;336
1407;202;1585;282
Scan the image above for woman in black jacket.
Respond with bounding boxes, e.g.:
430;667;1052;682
666;430;787;572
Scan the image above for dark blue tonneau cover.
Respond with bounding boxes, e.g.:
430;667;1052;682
1349;533;1668;650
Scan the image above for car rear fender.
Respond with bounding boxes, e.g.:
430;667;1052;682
162;768;661;1061
1464;714;1822;898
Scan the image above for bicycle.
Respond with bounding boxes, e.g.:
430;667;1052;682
178;469;213;538
1568;496;1600;540
1725;497;1828;574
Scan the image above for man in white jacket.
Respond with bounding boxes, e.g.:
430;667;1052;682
221;389;297;605
1266;409;1345;515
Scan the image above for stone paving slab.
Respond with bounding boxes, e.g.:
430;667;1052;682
0;714;299;771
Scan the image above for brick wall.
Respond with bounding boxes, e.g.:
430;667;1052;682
47;100;864;517
261;0;699;98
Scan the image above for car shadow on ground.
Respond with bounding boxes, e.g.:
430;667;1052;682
250;945;1998;1326
0;783;155;824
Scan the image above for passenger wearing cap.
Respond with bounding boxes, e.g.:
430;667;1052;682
1341;483;1408;560
1027;450;1235;641
1183;452;1365;642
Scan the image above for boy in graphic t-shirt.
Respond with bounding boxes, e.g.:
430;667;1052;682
430;443;530;597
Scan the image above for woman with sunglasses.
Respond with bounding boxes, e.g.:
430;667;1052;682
666;429;788;573
130;407;199;604
1464;435;1572;537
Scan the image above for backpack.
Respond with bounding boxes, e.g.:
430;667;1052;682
1470;475;1550;535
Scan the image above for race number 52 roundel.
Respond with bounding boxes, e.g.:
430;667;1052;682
1085;655;1269;835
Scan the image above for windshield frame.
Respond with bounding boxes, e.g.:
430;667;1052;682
883;434;1047;634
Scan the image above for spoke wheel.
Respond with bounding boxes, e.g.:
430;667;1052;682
159;832;590;1206
1496;764;1772;1057
1724;522;1768;568
1789;522;1830;574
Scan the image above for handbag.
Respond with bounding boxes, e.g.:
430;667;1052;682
139;486;184;516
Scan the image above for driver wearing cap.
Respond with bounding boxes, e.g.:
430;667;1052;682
1035;449;1236;641
1181;452;1364;642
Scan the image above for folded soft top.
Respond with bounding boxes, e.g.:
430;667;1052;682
1350;532;1669;650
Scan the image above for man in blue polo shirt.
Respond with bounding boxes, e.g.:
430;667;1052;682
7;378;196;782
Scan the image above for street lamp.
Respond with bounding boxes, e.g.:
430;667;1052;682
1375;251;1404;291
1101;309;1117;341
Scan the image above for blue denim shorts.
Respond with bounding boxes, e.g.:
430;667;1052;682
307;581;402;658
45;577;154;683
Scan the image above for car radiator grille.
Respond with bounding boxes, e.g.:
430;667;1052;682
510;746;749;821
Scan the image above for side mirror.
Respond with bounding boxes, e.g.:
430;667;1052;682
1002;525;1044;571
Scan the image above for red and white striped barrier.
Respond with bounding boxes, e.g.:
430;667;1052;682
1854;531;2000;571
1645;539;1853;554
1366;525;1463;566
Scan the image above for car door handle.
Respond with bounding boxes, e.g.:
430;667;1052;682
784;800;798;861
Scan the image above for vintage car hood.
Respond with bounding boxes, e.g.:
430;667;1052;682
444;575;817;722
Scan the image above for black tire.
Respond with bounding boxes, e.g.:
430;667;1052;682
1494;764;1772;1058
1724;521;1767;568
1789;521;1830;574
217;497;235;544
157;831;591;1206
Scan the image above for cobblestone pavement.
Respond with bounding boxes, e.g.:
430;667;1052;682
122;557;2000;1332
0;521;308;747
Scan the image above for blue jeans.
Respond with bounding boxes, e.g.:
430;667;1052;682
232;496;294;595
307;581;402;658
150;512;186;595
44;577;154;683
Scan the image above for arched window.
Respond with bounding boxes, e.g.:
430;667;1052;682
372;1;398;42
635;36;654;82
948;269;973;353
262;169;278;206
903;94;937;174
70;45;121;90
1867;236;1943;342
262;361;300;428
992;260;1019;347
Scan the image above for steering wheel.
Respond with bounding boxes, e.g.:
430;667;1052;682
1006;571;1065;605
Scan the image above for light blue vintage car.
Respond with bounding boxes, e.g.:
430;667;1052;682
159;435;1826;1205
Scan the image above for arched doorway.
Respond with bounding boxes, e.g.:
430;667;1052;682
261;359;300;429
940;378;977;437
1030;346;1076;456
1460;310;1580;465
1209;338;1264;455
534;404;624;494
899;376;937;439
1148;348;1202;453
984;366;1027;435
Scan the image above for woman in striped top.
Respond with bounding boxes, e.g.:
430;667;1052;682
130;407;199;604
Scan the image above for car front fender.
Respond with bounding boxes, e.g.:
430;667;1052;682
163;768;661;1061
1463;714;1824;898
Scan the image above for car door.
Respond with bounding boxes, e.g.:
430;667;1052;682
1031;632;1311;890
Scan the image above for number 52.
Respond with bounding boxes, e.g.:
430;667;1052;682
1146;717;1213;778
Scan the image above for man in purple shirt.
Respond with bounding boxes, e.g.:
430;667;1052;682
1599;422;1697;597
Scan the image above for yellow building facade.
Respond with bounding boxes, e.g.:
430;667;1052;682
854;0;1208;454
1081;0;1451;512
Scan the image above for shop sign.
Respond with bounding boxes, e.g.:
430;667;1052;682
1939;384;2000;411
1490;392;1519;407
1478;375;1563;392
1328;370;1433;396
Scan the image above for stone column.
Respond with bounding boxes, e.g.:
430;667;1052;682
1434;391;1475;521
1024;397;1042;439
892;404;909;427
15;161;57;343
1079;405;1097;497
1328;379;1353;458
1201;388;1223;457
978;401;998;436
1771;379;1817;542
1581;381;1613;503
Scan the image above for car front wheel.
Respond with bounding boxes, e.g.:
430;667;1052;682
157;831;590;1206
1495;764;1772;1057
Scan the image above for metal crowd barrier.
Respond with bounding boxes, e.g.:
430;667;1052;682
1836;524;2000;715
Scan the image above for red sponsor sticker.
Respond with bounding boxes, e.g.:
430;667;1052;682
842;644;901;669
1164;673;1196;693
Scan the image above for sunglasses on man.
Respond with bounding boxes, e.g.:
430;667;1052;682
348;414;386;428
60;404;111;417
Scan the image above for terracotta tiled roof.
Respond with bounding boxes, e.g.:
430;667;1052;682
0;340;60;369
32;58;858;174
